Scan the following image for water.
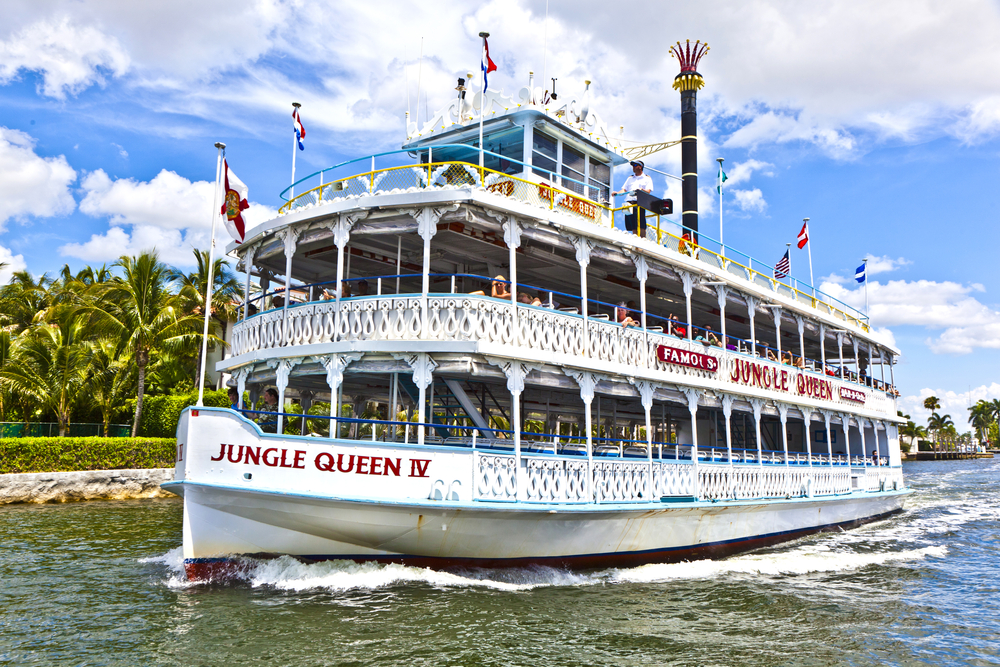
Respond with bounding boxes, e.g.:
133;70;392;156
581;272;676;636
2;459;998;666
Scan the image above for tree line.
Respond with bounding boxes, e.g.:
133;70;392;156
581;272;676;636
0;250;240;437
898;395;1000;449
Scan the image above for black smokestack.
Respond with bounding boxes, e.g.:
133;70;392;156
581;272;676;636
670;40;709;242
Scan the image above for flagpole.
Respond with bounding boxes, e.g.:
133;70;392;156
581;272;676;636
478;32;489;172
863;257;870;322
717;157;725;258
804;217;814;297
197;142;226;407
291;102;301;199
786;242;792;289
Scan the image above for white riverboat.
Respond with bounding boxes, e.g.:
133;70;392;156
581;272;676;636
164;46;909;581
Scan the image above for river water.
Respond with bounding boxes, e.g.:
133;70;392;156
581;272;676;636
2;458;998;666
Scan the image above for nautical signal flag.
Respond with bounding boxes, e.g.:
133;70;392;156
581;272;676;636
797;221;809;249
774;250;790;279
221;160;249;244
717;165;727;194
855;263;867;283
292;107;306;150
481;37;497;92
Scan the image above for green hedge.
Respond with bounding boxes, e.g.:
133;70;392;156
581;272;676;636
125;389;229;438
0;437;177;474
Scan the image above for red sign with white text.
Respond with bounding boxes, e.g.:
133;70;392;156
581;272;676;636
656;345;719;372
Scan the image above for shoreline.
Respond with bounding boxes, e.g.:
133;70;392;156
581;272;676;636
0;468;175;505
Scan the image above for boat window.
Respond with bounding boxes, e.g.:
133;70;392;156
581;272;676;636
532;131;558;180
561;145;586;195
589;158;610;204
482;128;524;175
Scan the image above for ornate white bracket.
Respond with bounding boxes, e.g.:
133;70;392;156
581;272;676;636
237;241;260;273
326;209;370;248
564;369;598;405
233;365;253;407
796;315;805;336
267;356;305;393
715;285;729;311
628;378;656;411
403;204;460;242
315;352;363;393
680;271;694;298
772;306;783;331
502;218;523;250
568;234;594;268
626;252;649;282
486;357;539;395
393;352;438;390
276;226;302;259
721;394;735;420
681;388;701;416
746;295;760;316
749;398;765;423
776;402;789;425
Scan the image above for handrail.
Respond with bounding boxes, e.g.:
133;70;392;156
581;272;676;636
274;148;870;328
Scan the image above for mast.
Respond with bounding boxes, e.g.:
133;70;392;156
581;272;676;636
670;40;709;243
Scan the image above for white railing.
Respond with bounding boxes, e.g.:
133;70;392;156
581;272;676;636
472;451;898;503
231;295;896;416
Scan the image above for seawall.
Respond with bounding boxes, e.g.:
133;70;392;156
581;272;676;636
0;468;175;505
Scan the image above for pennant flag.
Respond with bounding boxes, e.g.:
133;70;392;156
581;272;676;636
220;159;249;244
716;165;728;194
481;37;497;93
797;221;809;249
855;262;867;283
292;107;306;150
774;250;790;279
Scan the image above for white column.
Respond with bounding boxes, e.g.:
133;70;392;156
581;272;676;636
683;389;701;498
319;353;362;438
716;286;729;348
777;403;790;467
747;296;759;356
566;369;597;503
494;359;531;501
234;365;252;411
801;406;813;467
773;307;782;358
859;417;868;472
503;218;522;344
819;324;827;371
395;352;437;446
823;411;834;468
722;394;735;498
628;252;649;365
853;337;861;382
631;379;656;498
839;414;851;465
750;399;764;468
277;227;301;346
570;235;595;357
269;356;302;434
328;211;368;341
837;332;845;379
796;316;805;366
522;122;533;175
681;271;694;341
241;243;258;321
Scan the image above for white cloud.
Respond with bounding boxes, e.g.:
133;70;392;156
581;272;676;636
0;17;129;98
820;277;1000;355
864;254;912;275
0;244;28;285
724;159;773;187
65;168;276;266
0;127;76;228
732;188;767;213
899;382;1000;429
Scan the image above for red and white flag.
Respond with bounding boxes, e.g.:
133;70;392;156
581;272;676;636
796;221;809;249
220;159;249;244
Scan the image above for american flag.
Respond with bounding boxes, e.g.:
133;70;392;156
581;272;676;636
774;250;790;279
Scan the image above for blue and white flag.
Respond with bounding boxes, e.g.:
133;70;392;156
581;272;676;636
481;37;497;93
292;107;306;151
855;263;866;283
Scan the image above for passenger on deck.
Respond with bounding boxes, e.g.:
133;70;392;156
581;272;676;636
794;355;805;369
704;325;722;347
871;450;880;465
612;160;652;237
615;301;639;328
320;288;333;300
766;347;778;362
356;279;370;296
518;291;543;306
470;275;511;300
258;388;279;433
228;387;240;411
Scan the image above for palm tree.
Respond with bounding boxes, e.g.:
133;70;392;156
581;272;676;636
0;308;93;436
968;400;993;443
923;396;941;412
171;249;242;385
86;338;136;437
89;252;203;436
0;270;52;333
927;411;955;452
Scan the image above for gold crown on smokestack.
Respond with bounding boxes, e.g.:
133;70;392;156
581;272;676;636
669;40;709;91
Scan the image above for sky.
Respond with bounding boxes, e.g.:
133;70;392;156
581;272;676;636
1;0;999;430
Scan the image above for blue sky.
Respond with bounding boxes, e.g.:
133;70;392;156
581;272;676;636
1;0;999;429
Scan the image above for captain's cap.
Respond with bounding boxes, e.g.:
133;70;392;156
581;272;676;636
630;160;645;169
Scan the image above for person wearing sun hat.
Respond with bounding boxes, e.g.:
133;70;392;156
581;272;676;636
613;160;653;237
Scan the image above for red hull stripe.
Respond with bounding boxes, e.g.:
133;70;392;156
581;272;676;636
182;508;902;582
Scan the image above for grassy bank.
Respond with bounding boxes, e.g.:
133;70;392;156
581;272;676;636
0;437;176;474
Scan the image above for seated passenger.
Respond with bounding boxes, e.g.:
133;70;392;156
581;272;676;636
668;313;686;338
704;326;722;347
518;291;543;306
470;275;511;300
615;301;639;328
257;388;279;433
271;289;285;309
320;288;333;300
356;279;370;296
766;348;778;362
228;387;240;411
794;355;805;369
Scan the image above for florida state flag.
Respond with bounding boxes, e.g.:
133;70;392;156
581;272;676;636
220;159;249;244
